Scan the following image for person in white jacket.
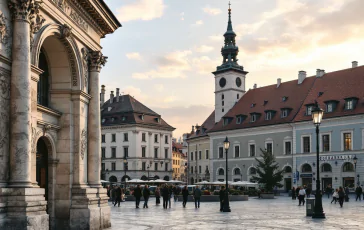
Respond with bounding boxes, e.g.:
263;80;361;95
331;189;339;204
298;187;306;206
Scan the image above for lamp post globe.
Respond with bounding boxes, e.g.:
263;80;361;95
223;136;231;212
311;101;325;219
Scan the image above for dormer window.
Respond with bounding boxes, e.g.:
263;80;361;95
306;105;313;115
282;109;288;118
236;115;246;124
155;117;161;123
344;98;358;110
250;113;260;122
223;117;233;126
324;100;339;113
122;116;126;121
265;111;274;120
327;103;333;112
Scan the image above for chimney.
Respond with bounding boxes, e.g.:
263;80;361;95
316;69;325;78
192;125;195;133
110;91;114;104
277;78;281;88
298;71;306;84
100;85;105;106
116;88;120;102
253;83;257;89
352;61;358;68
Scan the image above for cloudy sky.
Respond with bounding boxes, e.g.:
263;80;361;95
101;0;364;139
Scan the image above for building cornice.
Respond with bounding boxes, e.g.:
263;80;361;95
102;123;175;132
37;104;62;117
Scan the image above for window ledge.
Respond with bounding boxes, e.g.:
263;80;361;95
37;104;62;117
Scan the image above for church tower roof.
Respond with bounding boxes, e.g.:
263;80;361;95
213;2;247;75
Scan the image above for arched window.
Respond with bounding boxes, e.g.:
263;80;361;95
37;49;50;107
234;168;241;175
302;164;312;172
109;176;117;182
284;166;292;173
343;162;354;172
249;167;256;175
121;175;131;182
154;175;160;179
141;175;147;181
221;94;224;100
321;163;332;172
218;168;224;175
164;176;170;181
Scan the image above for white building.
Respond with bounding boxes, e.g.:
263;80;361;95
100;87;175;183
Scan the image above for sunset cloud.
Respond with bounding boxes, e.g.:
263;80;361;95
116;0;165;22
196;45;214;53
126;52;142;60
192;20;204;26
203;6;222;15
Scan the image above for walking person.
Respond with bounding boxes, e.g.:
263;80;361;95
175;186;181;202
161;185;170;209
298;186;306;206
111;185;116;204
182;186;189;208
295;187;300;200
331;188;339;204
143;185;151;208
345;187;350;202
306;186;311;198
219;186;225;212
355;185;362;201
338;186;345;208
168;185;173;208
114;186;122;207
325;184;332;198
155;186;161;205
292;187;296;200
133;185;142;208
193;186;202;208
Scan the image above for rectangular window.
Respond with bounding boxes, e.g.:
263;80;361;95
101;163;105;171
191;166;193;174
191;152;194;161
219;147;224;158
199;165;201;174
142;162;146;171
343;133;352;151
251;114;256;122
322;134;330;152
154;148;158;158
124;147;128;158
345;100;353;110
101;134;105;143
154;162;158;171
142;147;146;157
124;133;128;141
249;144;255;157
195;151;197;161
306;106;312;115
266;143;273;154
101;147;105;158
111;148;116;158
265;112;272;120
165;135;168;144
111;162;116;171
142;133;146;142
165;163;168;171
206;150;209;159
165;148;168;159
199;151;202;160
154;134;158;143
112;134;116;142
327;103;333;112
281;109;288;118
303;137;310;153
285;141;292;155
234;145;240;158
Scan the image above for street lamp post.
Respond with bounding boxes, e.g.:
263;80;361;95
312;101;325;219
147;161;152;181
353;155;358;186
123;157;128;190
223;136;231;212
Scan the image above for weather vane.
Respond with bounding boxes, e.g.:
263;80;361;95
228;1;231;12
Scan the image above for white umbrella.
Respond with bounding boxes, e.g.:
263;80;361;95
231;181;258;186
126;179;147;183
152;179;167;183
100;180;109;183
166;180;183;184
211;181;233;185
195;181;211;185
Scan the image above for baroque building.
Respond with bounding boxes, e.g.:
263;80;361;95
100;88;174;183
0;0;120;229
172;140;187;182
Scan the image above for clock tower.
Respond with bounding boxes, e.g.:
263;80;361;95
213;3;248;123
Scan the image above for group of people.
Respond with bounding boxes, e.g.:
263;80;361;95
107;185;125;207
292;186;309;206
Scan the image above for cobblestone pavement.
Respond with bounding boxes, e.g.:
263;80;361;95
109;194;364;230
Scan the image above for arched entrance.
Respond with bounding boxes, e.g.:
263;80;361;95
36;137;49;201
109;176;117;183
163;176;170;181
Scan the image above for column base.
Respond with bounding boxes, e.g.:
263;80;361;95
70;187;111;230
0;187;49;229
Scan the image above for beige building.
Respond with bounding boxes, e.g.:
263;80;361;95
0;1;120;229
172;141;187;182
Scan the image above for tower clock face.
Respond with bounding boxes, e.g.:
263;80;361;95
236;77;242;87
219;77;227;88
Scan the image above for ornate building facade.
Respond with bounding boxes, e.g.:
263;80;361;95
0;0;120;229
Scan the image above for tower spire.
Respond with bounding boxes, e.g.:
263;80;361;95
227;1;233;32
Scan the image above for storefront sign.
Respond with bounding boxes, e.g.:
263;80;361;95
319;155;354;161
300;173;312;178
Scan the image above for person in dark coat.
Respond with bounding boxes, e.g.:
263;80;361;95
306;186;311;198
193;186;202;208
344;187;350;202
175;186;181;202
133;185;142;208
168;185;173;208
355;185;362;201
161;184;170;209
114;186;122;207
219;186;225;212
295;187;300;199
143;185;151;208
338;186;345;208
182;186;189;208
292;187;296;200
155;186;161;205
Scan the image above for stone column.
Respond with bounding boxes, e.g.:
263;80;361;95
0;70;10;188
87;51;107;187
7;0;35;188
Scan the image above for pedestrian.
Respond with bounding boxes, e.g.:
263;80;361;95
143;185;150;208
161;184;170;209
121;188;125;202
298;186;306;206
325;184;332;198
155;186;161;205
172;186;177;202
219;186;225;212
257;188;261;199
345;187;350;202
175;186;181;202
355;185;362;201
111;185;116;204
331;188;338;204
338;186;345;208
133;185;142;208
306;186;311;198
168;185;173;208
292;187;296;200
295;186;300;199
182;185;189;208
114;186;122;207
193;185;202;208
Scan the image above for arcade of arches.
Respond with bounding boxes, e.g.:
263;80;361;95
0;1;120;230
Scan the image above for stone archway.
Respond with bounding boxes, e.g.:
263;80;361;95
109;176;117;183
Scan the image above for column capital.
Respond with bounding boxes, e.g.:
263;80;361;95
8;0;42;23
89;51;107;72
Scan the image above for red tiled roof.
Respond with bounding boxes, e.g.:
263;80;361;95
172;142;183;149
209;76;316;132
294;66;364;122
188;111;215;139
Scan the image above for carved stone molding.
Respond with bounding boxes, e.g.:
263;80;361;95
0;11;9;44
80;129;87;160
8;0;42;22
60;24;72;39
89;51;107;72
0;72;10;151
70;9;88;32
81;47;89;91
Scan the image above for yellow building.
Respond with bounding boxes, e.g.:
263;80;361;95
172;141;187;181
